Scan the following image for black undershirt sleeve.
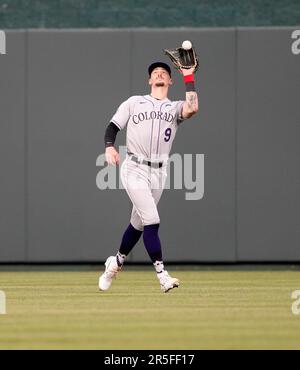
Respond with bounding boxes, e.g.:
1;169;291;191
104;122;120;148
185;81;196;92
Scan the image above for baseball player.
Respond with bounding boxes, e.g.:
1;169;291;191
99;61;198;292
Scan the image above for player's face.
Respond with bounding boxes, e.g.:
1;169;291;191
149;68;172;87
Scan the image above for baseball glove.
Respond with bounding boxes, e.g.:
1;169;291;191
164;45;199;72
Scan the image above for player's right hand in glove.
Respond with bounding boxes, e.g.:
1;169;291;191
164;42;198;73
105;146;120;166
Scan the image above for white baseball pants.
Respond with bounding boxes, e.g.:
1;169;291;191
120;155;168;231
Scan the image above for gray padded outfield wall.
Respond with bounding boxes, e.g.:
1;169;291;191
237;28;300;261
0;31;26;262
27;30;132;262
0;28;299;262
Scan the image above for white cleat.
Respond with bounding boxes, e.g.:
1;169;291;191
99;256;121;291
158;270;180;293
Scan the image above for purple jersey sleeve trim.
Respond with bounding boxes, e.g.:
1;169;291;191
111;120;122;130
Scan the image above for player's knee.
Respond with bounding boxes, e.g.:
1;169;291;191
130;217;144;231
143;216;160;226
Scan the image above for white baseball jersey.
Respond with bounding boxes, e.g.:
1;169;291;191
110;95;186;162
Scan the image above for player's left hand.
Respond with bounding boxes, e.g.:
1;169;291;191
180;67;195;76
105;146;120;166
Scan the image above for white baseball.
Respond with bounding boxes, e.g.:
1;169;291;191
182;40;192;50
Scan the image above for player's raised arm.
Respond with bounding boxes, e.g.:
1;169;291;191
181;67;199;119
164;41;199;120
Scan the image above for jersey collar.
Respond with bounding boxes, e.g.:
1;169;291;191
146;94;170;103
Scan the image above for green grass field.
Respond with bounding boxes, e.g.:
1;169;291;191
0;265;300;350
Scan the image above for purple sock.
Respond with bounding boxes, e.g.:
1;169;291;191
119;223;143;256
143;224;163;263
